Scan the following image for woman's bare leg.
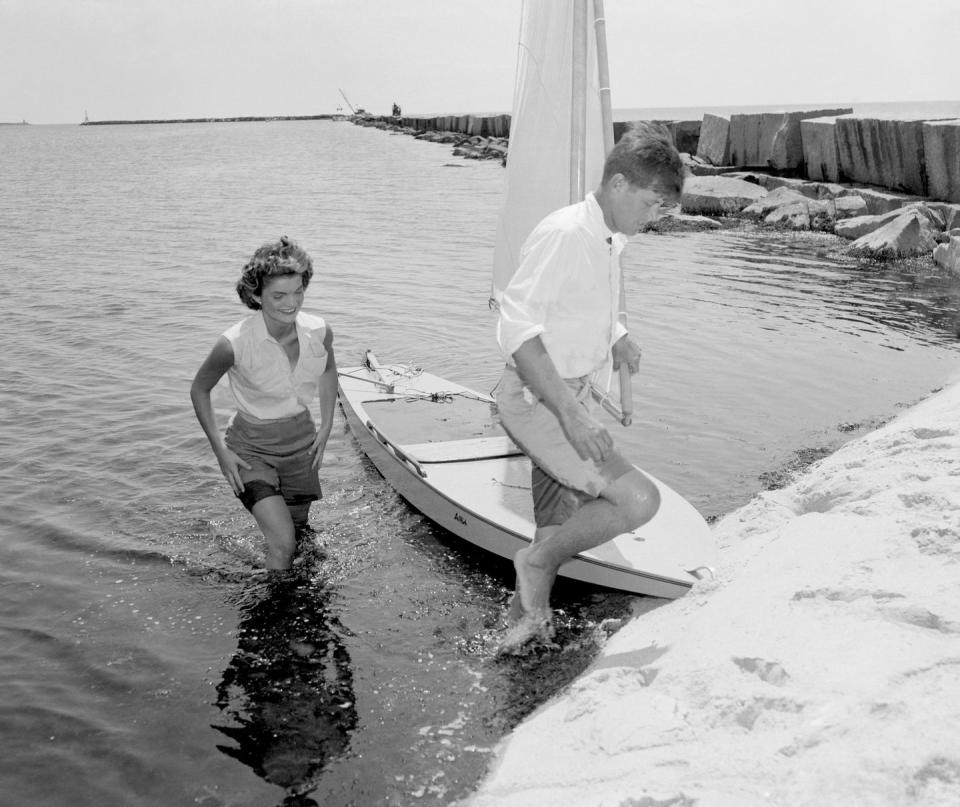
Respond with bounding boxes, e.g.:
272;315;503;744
250;495;297;570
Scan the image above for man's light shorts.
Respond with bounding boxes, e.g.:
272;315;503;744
495;365;632;527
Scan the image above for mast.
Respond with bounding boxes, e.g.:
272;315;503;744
569;0;589;204
338;89;357;115
592;0;633;426
593;1;614;155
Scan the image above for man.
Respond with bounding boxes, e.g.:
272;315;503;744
495;124;685;642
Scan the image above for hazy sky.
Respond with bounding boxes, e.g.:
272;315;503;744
2;0;958;124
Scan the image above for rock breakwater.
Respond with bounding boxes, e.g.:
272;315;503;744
678;172;960;270
355;108;960;272
352;113;510;162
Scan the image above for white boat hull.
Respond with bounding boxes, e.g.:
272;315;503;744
337;360;715;598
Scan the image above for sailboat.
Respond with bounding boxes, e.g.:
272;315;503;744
336;0;715;598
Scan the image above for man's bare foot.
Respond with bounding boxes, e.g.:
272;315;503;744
507;590;524;626
513;545;553;615
508;525;559;624
497;610;556;656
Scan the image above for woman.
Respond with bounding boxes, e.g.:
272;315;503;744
191;236;337;571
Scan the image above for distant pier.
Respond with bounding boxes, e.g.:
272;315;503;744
79;114;339;126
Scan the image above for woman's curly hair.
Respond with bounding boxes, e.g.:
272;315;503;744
236;236;314;310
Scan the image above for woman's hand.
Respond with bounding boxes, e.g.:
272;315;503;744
310;432;330;470
216;449;252;495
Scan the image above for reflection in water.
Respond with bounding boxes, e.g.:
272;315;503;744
214;571;356;805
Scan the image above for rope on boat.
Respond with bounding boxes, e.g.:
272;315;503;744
491;477;530;491
372;362;424;381
396;388;493;405
336;370;395;392
356;352;495;405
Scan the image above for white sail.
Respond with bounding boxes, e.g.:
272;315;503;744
490;0;607;303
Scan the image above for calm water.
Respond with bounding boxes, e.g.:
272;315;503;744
1;120;959;807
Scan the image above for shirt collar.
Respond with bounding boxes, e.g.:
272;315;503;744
584;192;626;249
252;310;301;344
252;311;270;343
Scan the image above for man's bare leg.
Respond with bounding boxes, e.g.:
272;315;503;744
513;469;660;614
507;525;558;625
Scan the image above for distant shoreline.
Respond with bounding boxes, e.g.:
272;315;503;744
79;113;343;126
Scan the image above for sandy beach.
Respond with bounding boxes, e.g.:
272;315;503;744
463;378;960;806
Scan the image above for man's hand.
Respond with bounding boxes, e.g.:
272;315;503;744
612;335;641;375
558;406;613;464
511;335;614;463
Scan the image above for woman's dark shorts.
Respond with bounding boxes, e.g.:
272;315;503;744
224;409;322;512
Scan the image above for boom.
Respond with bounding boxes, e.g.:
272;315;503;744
338;89;357;115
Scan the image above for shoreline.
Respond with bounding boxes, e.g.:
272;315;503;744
462;377;960;806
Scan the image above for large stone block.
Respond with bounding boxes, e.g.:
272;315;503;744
613;119;699;154
922;119;960;202
801;116;845;183
681;175;767;215
766;113;811;172
492;114;511;139
848;209;940;259
852;186;925;215
728;113;764;167
728;108;850;171
933;235;960;274
928;201;960;229
835;117;934;196
832;195;869;219
835;202;941;240
696;113;730;166
741;186;809;218
666;119;702;155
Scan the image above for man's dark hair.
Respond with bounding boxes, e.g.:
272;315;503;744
602;122;684;201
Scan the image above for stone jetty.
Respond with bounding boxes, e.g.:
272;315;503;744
80;114;339;125
692;110;960;203
354;108;960;273
680;108;960;272
352;113;511;162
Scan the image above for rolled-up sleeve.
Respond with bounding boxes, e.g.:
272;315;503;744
496;225;569;361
